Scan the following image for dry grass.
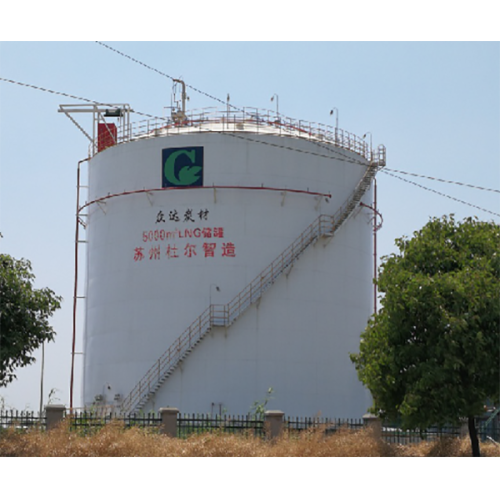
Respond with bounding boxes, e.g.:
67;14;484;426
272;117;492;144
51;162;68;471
1;421;499;457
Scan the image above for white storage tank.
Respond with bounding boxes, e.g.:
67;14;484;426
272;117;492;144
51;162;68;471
79;106;385;418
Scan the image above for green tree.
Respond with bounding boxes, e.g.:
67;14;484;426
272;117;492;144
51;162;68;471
0;254;62;387
350;215;500;457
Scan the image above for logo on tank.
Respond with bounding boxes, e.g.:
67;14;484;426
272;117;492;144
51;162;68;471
162;147;204;188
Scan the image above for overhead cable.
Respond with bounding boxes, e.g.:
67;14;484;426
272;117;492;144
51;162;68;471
384;167;500;194
220;131;369;166
95;41;243;112
94;43;376;166
3;74;497;217
0;74;352;168
0;76;163;120
381;170;500;218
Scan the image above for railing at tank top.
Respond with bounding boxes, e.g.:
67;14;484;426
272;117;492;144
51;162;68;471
94;106;376;163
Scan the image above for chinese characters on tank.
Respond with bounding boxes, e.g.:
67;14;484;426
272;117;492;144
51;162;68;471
133;208;236;262
156;208;209;224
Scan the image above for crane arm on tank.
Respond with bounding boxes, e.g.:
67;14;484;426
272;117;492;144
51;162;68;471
59;103;132;155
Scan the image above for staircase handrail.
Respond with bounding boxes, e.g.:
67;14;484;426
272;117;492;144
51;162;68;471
121;157;380;413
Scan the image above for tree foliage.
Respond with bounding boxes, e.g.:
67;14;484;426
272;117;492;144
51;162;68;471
0;254;62;387
351;216;499;448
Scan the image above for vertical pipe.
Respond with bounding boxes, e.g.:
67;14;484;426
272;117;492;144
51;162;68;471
39;342;44;416
373;178;378;315
70;158;89;412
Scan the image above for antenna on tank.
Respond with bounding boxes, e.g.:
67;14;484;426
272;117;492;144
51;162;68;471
172;78;188;123
271;94;279;116
362;131;373;162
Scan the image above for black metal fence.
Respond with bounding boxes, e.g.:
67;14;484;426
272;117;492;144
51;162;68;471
68;411;162;435
177;413;265;438
1;409;498;443
283;416;469;445
381;425;462;445
0;410;44;430
285;416;365;436
380;417;499;444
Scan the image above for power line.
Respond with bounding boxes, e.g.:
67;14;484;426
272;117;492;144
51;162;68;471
3;73;497;217
0;74;358;168
219;131;370;166
312;136;369;166
0;76;370;177
90;38;500;199
0;76;102;103
95;41;243;112
94;43;376;168
95;42;378;168
222;131;500;216
4;45;497;206
226;133;499;216
383;167;500;194
381;170;500;218
0;76;163;120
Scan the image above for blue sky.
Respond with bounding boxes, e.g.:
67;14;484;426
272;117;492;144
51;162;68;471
1;40;499;411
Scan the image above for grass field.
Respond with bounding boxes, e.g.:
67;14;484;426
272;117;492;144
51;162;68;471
1;420;499;457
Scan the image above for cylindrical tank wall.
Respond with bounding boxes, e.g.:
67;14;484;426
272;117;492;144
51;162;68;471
83;132;373;417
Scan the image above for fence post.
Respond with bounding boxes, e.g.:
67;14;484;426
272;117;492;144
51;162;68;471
264;410;284;440
159;407;179;437
363;413;382;440
45;404;66;430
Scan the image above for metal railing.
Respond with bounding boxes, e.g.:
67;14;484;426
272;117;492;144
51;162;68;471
120;214;330;413
177;413;265;438
0;410;44;430
286;416;365;434
68;411;161;436
120;159;380;414
94;106;378;162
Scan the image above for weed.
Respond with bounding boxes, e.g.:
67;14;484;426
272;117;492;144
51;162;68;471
248;387;274;420
1;421;499;457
